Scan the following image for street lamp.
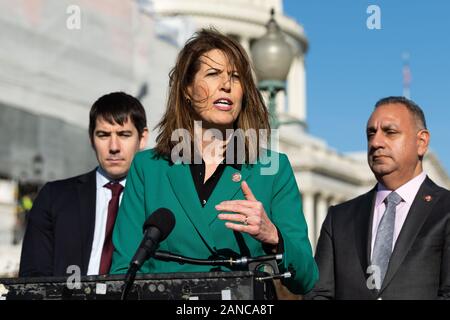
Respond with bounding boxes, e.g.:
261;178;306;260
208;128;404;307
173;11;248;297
251;9;295;128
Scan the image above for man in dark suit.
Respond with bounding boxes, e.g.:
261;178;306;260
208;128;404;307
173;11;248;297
308;96;450;300
19;92;148;277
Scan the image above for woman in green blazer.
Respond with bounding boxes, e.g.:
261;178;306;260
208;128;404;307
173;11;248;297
111;29;318;295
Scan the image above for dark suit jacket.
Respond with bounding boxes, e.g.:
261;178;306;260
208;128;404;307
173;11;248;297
19;170;97;277
308;177;450;300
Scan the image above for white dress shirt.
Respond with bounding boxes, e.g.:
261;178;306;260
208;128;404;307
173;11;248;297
87;170;126;275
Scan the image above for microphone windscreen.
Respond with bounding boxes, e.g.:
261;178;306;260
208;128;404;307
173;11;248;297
143;208;175;241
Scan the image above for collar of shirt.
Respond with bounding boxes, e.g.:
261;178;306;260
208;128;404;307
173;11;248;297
96;167;126;189
375;171;427;207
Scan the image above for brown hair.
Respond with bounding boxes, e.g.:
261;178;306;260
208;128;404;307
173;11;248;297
154;28;270;163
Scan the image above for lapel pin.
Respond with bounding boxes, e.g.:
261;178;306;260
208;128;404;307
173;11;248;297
424;195;432;202
231;172;241;183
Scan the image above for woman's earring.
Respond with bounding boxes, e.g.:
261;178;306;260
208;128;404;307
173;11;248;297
186;98;192;106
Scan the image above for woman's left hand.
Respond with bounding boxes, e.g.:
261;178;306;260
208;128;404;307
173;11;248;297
216;181;279;246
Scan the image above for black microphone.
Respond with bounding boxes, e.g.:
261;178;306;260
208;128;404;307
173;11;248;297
130;208;175;270
121;208;175;300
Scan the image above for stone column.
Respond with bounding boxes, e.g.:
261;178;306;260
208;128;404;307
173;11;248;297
286;54;306;124
302;192;315;249
315;194;329;245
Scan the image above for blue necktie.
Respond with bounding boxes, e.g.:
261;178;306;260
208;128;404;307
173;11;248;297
372;191;403;285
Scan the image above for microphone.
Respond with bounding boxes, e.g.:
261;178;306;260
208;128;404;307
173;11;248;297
130;208;175;270
121;208;175;300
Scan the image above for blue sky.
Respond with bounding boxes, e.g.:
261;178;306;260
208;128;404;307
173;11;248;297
283;0;450;173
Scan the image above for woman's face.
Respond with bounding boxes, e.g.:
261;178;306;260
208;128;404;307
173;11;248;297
187;49;243;129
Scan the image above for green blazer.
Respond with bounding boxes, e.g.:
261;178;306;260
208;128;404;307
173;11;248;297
111;148;318;294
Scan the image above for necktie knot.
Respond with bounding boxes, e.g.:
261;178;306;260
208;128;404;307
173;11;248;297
104;182;124;197
385;191;402;207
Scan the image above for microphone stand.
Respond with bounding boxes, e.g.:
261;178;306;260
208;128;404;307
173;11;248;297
154;251;291;279
120;263;139;301
154;251;283;267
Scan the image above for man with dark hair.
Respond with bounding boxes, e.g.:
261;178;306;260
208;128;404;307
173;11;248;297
19;92;148;277
308;96;450;300
374;96;427;130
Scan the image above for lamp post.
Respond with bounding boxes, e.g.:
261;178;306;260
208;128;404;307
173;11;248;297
251;9;295;128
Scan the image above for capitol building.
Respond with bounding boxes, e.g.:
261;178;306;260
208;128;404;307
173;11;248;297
0;0;449;277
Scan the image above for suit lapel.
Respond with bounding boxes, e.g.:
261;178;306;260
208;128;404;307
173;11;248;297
76;170;97;274
380;177;438;292
167;162;216;251
354;187;377;276
204;164;252;224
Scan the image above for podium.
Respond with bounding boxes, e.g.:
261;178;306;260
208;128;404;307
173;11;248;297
0;271;276;300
